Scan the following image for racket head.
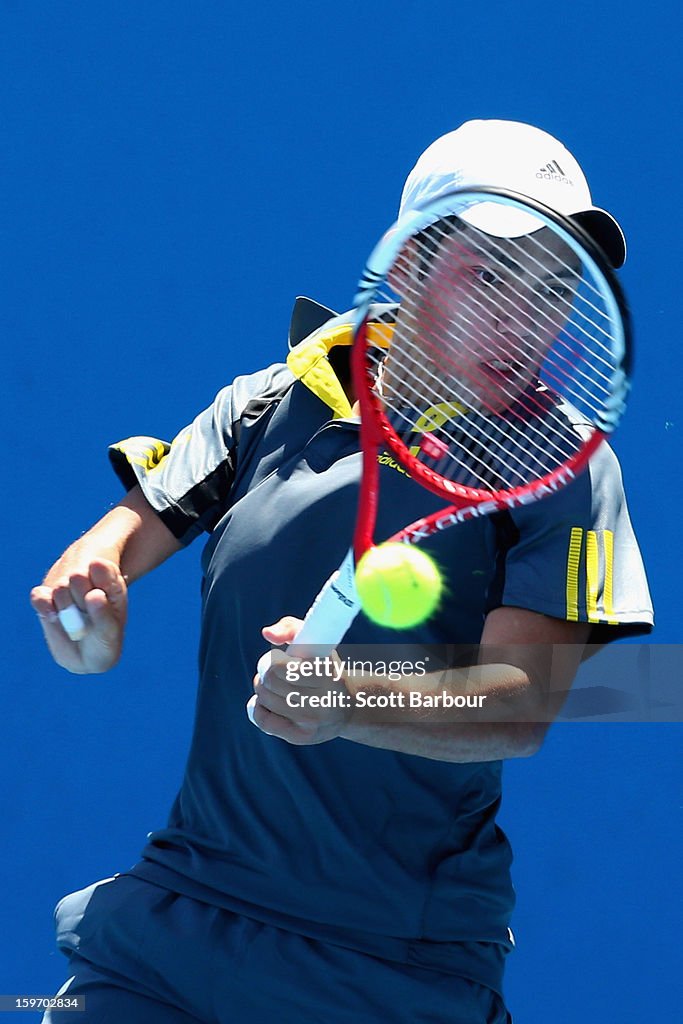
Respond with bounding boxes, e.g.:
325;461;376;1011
351;187;632;513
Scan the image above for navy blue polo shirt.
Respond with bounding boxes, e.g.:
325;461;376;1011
109;304;652;993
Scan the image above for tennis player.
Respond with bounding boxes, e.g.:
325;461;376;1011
31;120;653;1023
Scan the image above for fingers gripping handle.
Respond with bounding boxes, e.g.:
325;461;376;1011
248;551;359;729
288;549;361;653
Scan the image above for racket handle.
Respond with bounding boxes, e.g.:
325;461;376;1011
58;605;88;641
289;549;360;652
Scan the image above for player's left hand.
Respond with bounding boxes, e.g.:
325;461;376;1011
248;616;351;744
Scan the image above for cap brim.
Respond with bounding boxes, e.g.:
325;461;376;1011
459;202;626;269
459;202;545;240
570;208;626;269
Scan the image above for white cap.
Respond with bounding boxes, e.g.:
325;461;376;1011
399;120;626;267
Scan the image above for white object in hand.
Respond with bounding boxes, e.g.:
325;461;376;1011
58;605;88;641
246;652;273;725
256;650;272;682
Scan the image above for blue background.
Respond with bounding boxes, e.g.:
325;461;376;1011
3;2;681;1020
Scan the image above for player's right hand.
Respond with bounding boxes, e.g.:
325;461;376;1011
30;558;128;674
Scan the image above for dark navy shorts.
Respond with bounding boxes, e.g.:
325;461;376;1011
44;874;512;1023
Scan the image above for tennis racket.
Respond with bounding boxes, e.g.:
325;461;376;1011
291;186;632;648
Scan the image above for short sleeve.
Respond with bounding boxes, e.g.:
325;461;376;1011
494;442;654;642
108;364;291;545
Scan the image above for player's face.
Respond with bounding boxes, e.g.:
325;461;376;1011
386;225;581;415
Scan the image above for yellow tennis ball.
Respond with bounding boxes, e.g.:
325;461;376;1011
355;543;442;629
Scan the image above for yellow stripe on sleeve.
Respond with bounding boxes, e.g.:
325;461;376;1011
566;527;583;621
112;436;171;474
586;530;600;622
566;527;620;625
601;529;619;625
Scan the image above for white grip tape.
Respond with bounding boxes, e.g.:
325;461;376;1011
58;605;88;641
290;549;360;651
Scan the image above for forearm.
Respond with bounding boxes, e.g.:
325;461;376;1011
33;486;183;674
339;719;545;761
42;485;181;586
338;663;545;760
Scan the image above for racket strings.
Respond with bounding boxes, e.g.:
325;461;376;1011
373;343;580;490
395;272;584;428
374;310;584;480
425;213;615;345
417;218;617;388
498;232;619;387
458;277;615;399
415;222;618;413
382;283;587;467
381;367;579;490
363;208;620;492
431;284;609;430
381;342;586;490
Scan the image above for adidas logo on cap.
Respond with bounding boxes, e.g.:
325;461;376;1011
537;159;573;185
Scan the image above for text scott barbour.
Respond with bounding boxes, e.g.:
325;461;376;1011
286;690;487;709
